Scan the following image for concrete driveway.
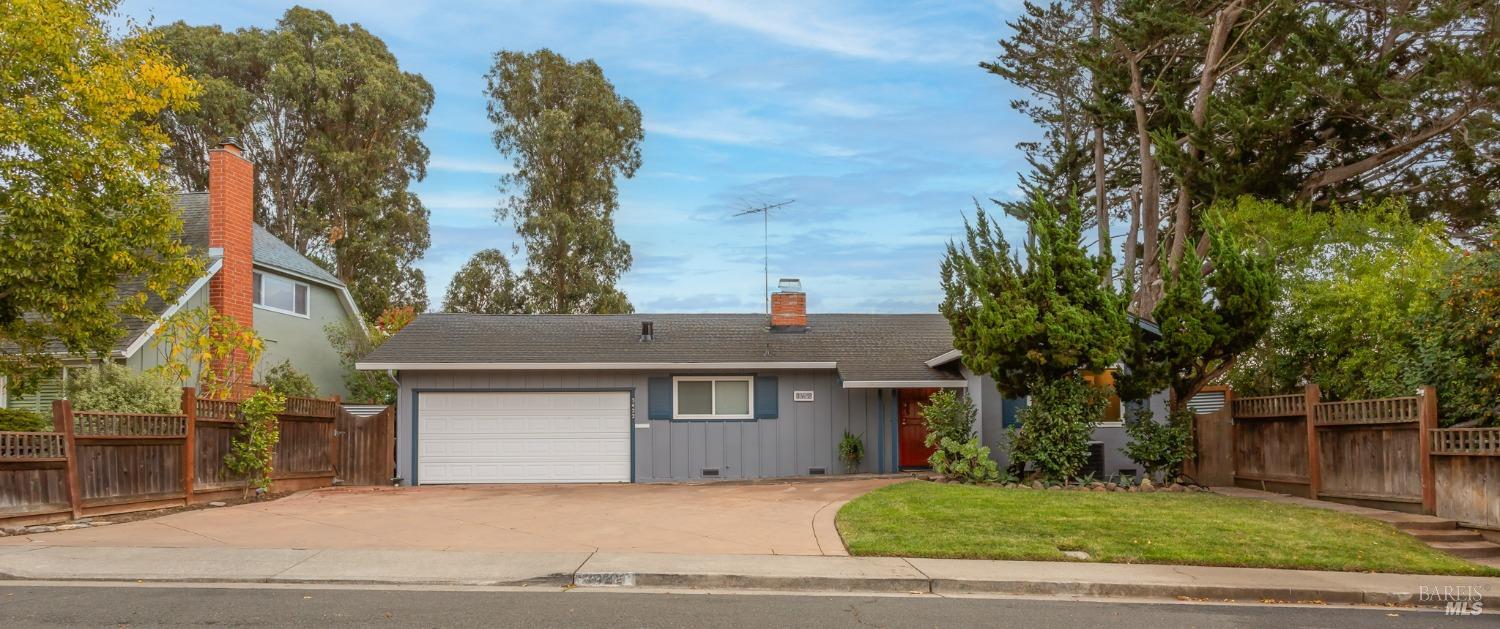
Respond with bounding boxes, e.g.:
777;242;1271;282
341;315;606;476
0;478;900;556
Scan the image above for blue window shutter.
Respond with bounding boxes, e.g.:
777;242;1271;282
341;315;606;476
1002;396;1027;428
754;376;778;419
648;377;672;420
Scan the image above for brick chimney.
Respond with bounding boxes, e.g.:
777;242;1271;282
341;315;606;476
770;278;806;330
207;140;254;390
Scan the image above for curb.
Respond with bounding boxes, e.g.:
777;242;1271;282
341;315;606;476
0;568;1459;606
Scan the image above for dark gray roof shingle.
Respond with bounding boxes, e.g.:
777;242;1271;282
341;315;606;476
362;313;964;383
175;192;343;287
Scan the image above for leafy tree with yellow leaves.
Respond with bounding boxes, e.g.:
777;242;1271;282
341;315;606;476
0;0;201;394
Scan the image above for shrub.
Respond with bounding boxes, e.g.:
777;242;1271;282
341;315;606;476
262;360;317;398
931;437;1001;483
1123;406;1196;480
838;431;865;471
1007;376;1102;482
0;408;52;432
920;390;999;483
225;390;285;497
1407;243;1500;426
152;306;264;400
67;363;180;413
922;390;977;446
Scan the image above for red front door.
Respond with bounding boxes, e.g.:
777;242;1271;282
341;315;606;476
898;388;939;468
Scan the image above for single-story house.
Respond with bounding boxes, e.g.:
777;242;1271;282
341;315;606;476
2;141;363;411
358;280;1167;485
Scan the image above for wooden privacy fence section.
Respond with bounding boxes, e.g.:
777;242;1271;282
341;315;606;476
1195;383;1500;527
1431;428;1500;529
335;406;396;487
1219;384;1435;512
0;389;395;527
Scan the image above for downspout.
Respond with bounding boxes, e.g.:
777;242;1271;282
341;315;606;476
889;389;899;471
876;390;886;474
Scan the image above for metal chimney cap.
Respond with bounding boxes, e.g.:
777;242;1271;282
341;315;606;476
777;278;803;293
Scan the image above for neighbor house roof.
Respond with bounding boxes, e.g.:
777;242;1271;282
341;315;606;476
174;192;345;288
37;193;354;358
358;313;967;386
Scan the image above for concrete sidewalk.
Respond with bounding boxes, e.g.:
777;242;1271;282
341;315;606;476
1;545;1495;608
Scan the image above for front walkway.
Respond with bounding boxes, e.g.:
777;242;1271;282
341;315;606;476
0;478;901;556
1212;486;1500;569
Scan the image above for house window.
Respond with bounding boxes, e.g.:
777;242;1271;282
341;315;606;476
1083;370;1123;425
673;376;754;419
253;271;309;316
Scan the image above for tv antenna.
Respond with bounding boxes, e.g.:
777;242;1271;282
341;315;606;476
733;199;795;316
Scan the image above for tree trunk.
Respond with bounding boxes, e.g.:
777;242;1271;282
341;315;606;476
1126;51;1161;313
1295;105;1476;202
1123;187;1141;303
1092;0;1109;284
1167;2;1244;274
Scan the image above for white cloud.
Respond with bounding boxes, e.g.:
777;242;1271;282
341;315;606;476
801;95;885;119
428;156;512;175
612;0;983;64
645;109;798;146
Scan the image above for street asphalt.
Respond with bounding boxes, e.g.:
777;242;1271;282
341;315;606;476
0;584;1484;628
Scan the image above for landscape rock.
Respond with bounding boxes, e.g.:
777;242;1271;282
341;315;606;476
55;523;88;530
1047;485;1061;491
2;526;26;535
209;501;228;507
1031;481;1044;490
1061;550;1091;560
90;521;113;526
1105;483;1118;490
25;525;56;534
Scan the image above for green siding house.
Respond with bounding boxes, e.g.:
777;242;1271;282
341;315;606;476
3;142;364;413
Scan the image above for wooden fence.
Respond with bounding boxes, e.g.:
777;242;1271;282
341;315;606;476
1431;428;1500;529
1193;384;1500;528
0;389;395;527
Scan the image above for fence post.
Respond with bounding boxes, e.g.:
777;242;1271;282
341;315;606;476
182;387;197;505
1418;385;1437;515
1304;383;1321;499
52;399;82;519
329;395;341;482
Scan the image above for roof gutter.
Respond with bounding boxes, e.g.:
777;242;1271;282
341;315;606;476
841;380;969;389
354;361;840;371
923;349;962;368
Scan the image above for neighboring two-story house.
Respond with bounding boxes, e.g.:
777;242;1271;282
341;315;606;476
3;141;363;412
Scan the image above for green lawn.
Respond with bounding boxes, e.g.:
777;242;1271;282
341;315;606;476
837;481;1499;576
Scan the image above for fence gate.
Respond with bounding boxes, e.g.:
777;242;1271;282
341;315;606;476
334;406;395;486
1185;386;1235;486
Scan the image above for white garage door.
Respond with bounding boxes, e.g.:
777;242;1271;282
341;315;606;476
416;391;631;484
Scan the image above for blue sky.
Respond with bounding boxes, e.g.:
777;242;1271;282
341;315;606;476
119;0;1034;313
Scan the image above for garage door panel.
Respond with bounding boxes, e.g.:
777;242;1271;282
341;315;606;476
417;391;631;484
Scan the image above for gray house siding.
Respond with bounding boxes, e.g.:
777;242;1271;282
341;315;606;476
978;384;1171;481
392;369;971;485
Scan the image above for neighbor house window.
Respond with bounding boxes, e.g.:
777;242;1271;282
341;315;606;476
253;271;309;316
1083;369;1123;425
673;376;753;419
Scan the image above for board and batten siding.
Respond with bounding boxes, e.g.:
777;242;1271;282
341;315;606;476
394;369;934;484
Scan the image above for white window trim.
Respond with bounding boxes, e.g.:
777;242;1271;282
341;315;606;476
672;375;754;420
253;271;311;318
